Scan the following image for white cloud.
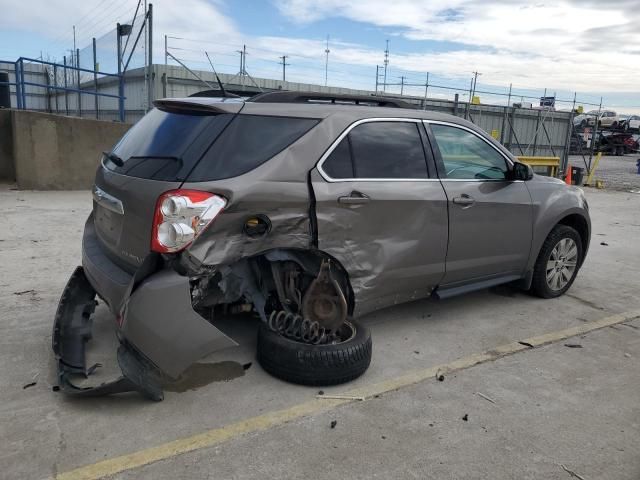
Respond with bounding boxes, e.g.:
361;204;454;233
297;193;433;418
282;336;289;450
273;0;640;93
1;0;638;108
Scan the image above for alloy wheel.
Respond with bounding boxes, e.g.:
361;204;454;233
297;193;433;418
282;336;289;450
546;238;579;291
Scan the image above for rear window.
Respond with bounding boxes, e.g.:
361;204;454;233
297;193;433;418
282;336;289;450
107;108;234;181
186;115;319;181
106;110;318;182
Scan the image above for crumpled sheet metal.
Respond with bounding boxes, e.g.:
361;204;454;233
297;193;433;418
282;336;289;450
186;207;311;269
311;170;448;317
181;114;353;271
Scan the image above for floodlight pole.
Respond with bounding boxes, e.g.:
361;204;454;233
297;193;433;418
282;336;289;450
147;3;153;112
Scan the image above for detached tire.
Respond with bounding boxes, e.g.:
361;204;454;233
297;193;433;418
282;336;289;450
257;321;372;386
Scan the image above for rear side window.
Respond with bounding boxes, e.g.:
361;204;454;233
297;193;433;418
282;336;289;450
107;108;233;181
187;115;319;181
322;121;428;179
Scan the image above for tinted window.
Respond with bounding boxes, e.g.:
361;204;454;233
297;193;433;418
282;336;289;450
322;137;354;179
107;109;233;181
431;124;508;180
187;115;318;181
347;122;427;179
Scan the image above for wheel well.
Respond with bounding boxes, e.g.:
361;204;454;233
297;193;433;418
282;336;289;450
557;214;590;263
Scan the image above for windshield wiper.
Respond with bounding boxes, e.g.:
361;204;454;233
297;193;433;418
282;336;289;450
103;151;124;167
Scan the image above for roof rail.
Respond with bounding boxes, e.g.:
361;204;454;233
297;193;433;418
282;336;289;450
247;91;416;109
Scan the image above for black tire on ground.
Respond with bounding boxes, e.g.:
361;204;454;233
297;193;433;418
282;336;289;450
530;225;583;299
257;321;372;386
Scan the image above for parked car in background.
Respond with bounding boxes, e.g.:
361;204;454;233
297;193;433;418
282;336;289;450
573;110;619;129
621;114;640;132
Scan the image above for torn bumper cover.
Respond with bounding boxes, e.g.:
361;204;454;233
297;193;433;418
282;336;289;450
52;267;165;400
52;266;237;400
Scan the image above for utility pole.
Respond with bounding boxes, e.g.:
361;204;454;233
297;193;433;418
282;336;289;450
383;39;389;92
471;70;481;102
236;45;247;89
324;35;330;87
423;72;429;103
400;75;405;96
507;82;512;107
375;65;379;94
279;55;289;82
465;76;473;120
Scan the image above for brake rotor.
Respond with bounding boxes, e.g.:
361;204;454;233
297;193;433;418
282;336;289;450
301;259;348;332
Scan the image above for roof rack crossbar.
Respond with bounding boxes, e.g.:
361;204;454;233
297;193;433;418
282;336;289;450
247;91;416;109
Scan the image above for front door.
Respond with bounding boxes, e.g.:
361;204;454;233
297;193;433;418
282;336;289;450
426;121;533;286
311;119;449;315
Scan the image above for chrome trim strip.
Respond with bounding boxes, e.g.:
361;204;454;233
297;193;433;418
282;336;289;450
316;117;429;183
92;185;124;215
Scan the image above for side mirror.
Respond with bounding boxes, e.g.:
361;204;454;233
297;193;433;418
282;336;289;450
512;161;534;181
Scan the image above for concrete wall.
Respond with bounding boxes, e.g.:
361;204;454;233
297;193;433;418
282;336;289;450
11;110;130;189
0;109;14;180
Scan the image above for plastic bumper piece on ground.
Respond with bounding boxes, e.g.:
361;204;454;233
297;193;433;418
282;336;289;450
52;267;164;401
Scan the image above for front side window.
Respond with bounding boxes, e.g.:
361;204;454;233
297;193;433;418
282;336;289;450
322;121;428;179
430;124;509;180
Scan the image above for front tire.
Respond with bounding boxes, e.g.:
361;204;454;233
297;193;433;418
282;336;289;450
530;225;583;298
257;321;372;386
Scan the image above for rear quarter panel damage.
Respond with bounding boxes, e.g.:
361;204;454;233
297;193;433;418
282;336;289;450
180;114;351;270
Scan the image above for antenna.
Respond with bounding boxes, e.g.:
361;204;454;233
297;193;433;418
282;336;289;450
205;51;239;98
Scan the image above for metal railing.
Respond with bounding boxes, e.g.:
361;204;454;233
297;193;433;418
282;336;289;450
0;57;126;121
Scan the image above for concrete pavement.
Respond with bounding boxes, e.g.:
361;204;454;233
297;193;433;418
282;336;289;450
0;186;638;479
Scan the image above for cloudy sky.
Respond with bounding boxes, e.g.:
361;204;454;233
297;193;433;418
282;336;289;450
1;0;638;112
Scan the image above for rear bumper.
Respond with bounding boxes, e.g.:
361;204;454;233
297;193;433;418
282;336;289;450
52;219;239;399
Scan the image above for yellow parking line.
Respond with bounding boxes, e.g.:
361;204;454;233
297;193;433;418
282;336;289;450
56;309;640;480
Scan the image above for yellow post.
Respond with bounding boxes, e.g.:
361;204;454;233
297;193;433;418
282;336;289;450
584;152;602;186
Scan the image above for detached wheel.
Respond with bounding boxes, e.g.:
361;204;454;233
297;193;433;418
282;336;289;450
257;321;372;386
530;225;583;298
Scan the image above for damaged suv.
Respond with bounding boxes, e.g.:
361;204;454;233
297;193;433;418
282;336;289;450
53;92;590;400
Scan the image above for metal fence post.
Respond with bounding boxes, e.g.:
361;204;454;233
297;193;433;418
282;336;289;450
76;48;81;117
14;61;22;109
117;23;125;122
19;58;26;109
93;37;99;119
63;55;69;115
561;94;576;174
532;109;541;156
53;64;58;113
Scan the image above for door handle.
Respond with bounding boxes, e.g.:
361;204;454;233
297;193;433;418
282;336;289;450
452;195;475;207
338;191;370;205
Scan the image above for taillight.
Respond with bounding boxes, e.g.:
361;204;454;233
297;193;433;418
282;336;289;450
151;189;226;253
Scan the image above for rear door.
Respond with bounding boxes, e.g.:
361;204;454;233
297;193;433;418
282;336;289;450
425;121;532;286
311;118;448;315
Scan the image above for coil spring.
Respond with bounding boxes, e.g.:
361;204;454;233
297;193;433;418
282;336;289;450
267;310;336;345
